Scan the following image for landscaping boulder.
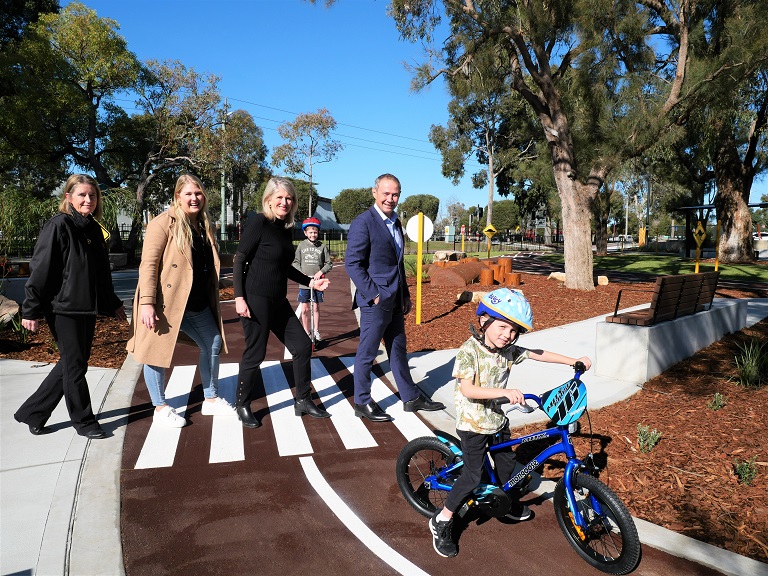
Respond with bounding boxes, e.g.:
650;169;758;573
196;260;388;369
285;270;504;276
433;250;467;262
0;295;20;327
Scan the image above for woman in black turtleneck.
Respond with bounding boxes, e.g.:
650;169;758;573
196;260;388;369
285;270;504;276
233;177;331;428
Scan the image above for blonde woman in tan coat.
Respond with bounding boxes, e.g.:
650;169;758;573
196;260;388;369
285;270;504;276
127;174;235;427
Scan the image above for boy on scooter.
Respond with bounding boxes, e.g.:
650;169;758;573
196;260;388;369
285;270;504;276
293;217;333;348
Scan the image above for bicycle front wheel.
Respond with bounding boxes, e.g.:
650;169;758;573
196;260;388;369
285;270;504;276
396;436;461;518
554;472;641;575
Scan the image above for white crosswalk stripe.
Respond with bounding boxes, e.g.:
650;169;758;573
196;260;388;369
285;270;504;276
339;357;433;442
134;365;197;469
133;358;433;469
262;360;314;456
311;358;377;450
209;363;244;464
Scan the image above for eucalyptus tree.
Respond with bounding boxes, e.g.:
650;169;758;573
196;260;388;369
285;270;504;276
381;0;767;289
709;68;767;261
428;42;539;225
272;108;344;217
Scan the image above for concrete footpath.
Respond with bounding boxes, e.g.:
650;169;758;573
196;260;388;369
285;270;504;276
2;298;768;576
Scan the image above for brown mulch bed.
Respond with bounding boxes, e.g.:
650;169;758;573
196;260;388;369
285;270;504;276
2;272;767;562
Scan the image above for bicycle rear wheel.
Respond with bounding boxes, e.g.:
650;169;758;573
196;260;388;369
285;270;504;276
553;472;641;575
396;436;461;518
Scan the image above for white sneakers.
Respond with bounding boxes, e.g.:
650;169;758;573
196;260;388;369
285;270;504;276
153;405;186;428
313;330;322;341
154;398;235;428
201;397;237;416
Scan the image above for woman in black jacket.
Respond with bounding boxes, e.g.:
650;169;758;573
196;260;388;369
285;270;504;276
14;174;126;439
233;177;330;428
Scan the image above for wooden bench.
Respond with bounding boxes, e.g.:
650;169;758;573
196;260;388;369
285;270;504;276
605;271;720;326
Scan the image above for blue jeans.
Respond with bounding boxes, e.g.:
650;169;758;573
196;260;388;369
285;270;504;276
144;308;222;406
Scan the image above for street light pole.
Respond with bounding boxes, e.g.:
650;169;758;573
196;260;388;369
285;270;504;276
220;98;229;242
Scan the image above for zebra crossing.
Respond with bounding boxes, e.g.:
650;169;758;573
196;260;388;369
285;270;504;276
133;359;434;470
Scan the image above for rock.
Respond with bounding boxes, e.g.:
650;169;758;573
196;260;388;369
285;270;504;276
548;272;566;282
433;250;467;262
596;275;609;286
455;291;489;304
0;295;20;327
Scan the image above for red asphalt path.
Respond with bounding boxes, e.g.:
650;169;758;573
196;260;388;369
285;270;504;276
119;266;721;576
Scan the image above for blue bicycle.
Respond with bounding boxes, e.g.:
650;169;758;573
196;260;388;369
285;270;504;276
396;362;641;575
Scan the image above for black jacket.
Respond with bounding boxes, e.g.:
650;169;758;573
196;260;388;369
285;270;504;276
22;209;123;319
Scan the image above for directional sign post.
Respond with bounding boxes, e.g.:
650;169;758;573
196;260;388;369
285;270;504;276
693;221;707;273
483;224;497;259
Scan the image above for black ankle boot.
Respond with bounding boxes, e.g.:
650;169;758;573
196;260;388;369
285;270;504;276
294;397;330;419
237;405;261;428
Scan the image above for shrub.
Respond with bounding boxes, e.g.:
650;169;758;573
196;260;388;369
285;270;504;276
404;254;430;281
637;423;662;453
734;457;758;486
734;339;768;387
707;392;727;411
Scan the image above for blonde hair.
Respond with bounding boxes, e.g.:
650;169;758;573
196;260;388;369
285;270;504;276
171;174;216;254
262;177;297;228
59;174;103;220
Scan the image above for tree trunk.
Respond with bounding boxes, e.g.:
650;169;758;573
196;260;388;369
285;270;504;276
712;115;757;262
715;178;754;262
556;172;596;290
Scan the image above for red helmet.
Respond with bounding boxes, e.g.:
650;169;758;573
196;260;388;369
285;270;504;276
302;217;321;230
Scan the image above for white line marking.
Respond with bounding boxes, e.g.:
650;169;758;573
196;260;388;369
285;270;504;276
262;361;313;456
340;357;433;441
311;359;377;450
209;363;244;464
300;456;430;576
135;365;197;469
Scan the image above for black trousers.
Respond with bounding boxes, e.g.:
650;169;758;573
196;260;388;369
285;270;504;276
237;295;313;407
14;313;100;433
444;428;517;513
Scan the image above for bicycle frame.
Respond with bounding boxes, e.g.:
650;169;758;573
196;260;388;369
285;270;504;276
431;392;601;532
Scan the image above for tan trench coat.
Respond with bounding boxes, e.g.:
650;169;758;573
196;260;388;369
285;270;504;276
126;211;228;368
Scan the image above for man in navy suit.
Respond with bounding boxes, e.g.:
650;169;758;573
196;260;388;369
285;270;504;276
345;173;445;422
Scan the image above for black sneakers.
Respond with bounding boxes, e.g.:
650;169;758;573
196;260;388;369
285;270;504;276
429;511;458;557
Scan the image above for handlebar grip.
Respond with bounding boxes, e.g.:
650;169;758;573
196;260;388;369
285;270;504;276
573;360;586;373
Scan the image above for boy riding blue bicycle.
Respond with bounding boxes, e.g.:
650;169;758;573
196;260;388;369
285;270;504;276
430;288;592;558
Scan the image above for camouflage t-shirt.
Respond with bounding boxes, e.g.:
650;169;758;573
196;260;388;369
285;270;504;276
452;337;529;434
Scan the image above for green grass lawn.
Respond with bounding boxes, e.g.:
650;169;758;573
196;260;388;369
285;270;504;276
538;253;768;284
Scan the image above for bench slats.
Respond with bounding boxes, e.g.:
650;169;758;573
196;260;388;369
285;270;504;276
606;271;720;327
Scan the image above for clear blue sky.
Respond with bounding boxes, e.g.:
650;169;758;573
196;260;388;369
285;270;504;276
67;0;766;216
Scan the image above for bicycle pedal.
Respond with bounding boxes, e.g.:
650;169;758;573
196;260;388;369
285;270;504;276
457;501;473;518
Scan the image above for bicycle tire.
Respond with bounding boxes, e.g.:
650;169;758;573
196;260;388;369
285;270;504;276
396;436;461;518
553;472;641;575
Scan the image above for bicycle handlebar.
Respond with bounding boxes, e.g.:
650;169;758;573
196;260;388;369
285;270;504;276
492;362;586;413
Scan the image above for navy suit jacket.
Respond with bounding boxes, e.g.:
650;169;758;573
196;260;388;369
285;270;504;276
345;207;409;311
